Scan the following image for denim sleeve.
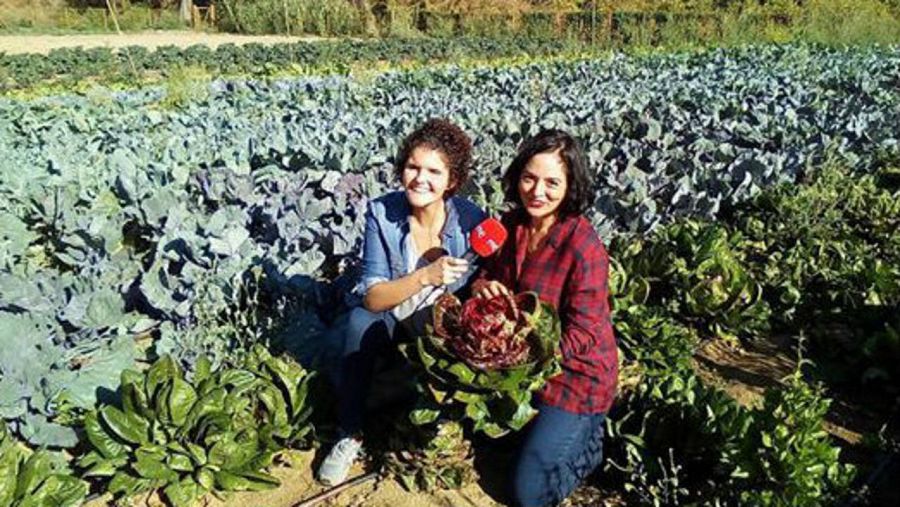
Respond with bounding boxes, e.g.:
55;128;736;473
359;201;390;295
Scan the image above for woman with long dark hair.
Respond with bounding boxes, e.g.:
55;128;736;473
473;129;617;507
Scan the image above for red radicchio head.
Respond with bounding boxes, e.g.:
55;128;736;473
431;292;539;370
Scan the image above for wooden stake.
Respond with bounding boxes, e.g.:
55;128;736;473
104;0;122;34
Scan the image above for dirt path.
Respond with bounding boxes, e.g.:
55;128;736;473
0;30;329;55
82;448;506;507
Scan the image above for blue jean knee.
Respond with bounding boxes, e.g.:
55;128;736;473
344;306;396;356
512;403;606;507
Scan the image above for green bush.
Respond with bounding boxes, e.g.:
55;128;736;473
738;373;856;506
733;163;900;391
797;0;900;46
607;309;854;505
611;220;771;342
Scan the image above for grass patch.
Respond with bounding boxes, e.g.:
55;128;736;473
0;1;186;34
159;64;211;109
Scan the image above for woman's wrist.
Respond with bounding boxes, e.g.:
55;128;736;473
414;268;430;288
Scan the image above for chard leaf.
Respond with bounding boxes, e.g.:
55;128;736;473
195;466;215;491
21;474;87;507
145;355;179;404
83;411;128;460
164;478;203;507
167;376;198;427
15;451;56;499
0;445;20;506
214;470;278;492
100;406;149;446
108;471;151;498
167;453;194;473
134;447;178;481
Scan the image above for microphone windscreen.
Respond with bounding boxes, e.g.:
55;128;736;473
470;218;508;257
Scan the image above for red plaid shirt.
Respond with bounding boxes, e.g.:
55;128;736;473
474;210;618;414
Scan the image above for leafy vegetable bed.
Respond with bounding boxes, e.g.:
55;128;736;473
0;42;897;506
1;43;896;448
0;37;580;92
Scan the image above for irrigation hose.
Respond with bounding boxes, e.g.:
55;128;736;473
837;402;900;507
292;471;381;507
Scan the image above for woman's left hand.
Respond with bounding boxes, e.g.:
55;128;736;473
473;279;511;299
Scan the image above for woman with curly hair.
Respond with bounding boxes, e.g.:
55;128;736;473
473;129;617;507
317;118;486;485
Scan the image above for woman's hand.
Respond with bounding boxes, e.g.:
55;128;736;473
419;256;469;287
473;279;511;299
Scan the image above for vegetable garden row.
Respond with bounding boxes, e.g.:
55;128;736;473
0;37;581;92
0;42;898;505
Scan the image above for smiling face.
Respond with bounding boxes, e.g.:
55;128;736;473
517;150;568;222
401;146;454;209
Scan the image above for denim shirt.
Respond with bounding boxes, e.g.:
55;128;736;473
355;191;487;301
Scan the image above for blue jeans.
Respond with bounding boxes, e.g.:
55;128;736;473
336;306;413;437
511;402;606;507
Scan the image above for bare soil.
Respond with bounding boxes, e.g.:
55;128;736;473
0;30;327;55
85;448;502;507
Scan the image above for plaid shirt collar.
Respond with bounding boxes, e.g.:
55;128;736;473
511;208;579;251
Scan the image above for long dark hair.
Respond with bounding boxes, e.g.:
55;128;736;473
502;129;593;217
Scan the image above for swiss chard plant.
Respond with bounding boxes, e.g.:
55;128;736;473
401;292;561;438
0;421;86;507
78;346;314;507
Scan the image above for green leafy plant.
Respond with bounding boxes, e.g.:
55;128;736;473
737;372;856;506
608;309;854;505
384;420;476;493
401;292;561;438
0;421;86;507
606;310;751;505
611;220;771;342
733;163;900;391
78;346;314;507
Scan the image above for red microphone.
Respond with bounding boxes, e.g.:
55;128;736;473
465;217;508;262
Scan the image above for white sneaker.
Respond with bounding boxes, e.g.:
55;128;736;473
317;437;363;486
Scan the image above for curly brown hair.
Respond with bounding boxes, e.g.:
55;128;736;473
394;118;473;197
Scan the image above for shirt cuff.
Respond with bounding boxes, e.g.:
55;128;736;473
359;276;389;295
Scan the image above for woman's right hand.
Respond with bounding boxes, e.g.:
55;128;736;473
473;279;510;299
419;256;469;287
